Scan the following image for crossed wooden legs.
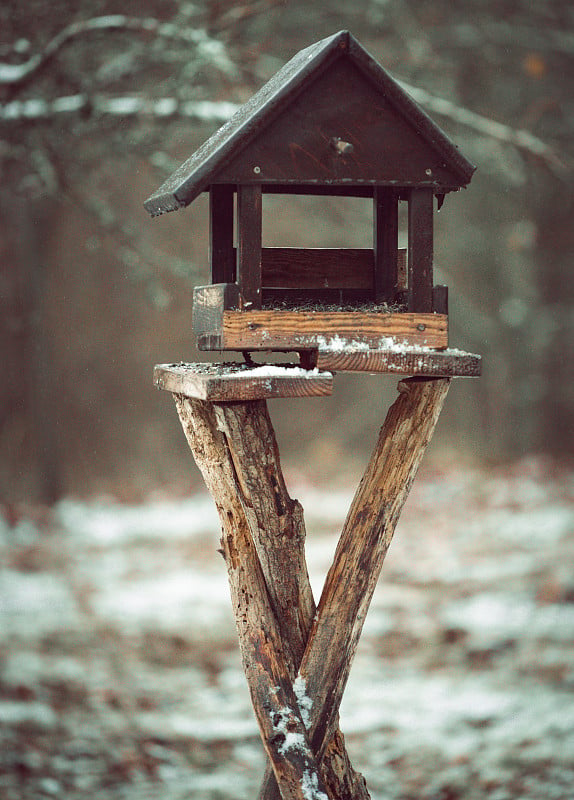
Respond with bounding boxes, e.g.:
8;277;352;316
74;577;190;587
173;377;450;800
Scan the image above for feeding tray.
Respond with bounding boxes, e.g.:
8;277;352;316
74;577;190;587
146;30;480;377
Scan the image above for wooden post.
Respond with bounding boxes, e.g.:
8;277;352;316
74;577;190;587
374;187;398;303
408;188;434;312
169;374;450;799
174;397;327;800
296;378;450;765
210;184;236;284
237;184;262;308
174;395;367;800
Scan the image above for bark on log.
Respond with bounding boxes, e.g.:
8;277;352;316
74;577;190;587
174;396;364;799
299;378;451;764
172;377;449;799
212;402;369;800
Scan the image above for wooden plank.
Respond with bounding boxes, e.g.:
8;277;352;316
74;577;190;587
209;185;235;284
220;310;448;350
261;247;374;289
237;184;262;308
316;347;481;376
374;187;398;302
408;188;434;312
192;283;239;335
153;362;333;401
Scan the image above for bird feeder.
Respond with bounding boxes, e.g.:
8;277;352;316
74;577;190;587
146;30;479;377
148;32;483;800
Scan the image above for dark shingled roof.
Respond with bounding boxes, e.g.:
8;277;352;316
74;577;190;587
145;31;475;217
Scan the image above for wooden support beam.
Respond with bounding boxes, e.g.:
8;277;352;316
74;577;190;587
237;184;262;309
296;378;451;769
408;188;434;312
167;374;451;798
213;403;369;800
218;310;448;351
173;397;367;800
209;184;235;284
374;187;398;302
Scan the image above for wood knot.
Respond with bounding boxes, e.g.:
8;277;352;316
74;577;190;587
331;137;354;155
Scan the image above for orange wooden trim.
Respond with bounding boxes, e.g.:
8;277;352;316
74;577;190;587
220;310;448;350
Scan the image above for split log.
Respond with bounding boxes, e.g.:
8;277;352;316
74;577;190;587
213;402;369;800
172;377;449;799
298;378;451;764
174;396;365;799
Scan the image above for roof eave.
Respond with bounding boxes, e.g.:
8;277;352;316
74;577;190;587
144;31;350;217
144;30;476;217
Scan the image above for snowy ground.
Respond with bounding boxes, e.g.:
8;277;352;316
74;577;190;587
1;458;573;800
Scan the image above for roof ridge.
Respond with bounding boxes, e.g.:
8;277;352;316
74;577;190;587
145;33;475;217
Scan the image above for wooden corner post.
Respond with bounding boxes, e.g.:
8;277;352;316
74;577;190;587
161;365;450;800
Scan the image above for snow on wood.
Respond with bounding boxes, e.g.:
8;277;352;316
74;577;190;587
153;362;333;401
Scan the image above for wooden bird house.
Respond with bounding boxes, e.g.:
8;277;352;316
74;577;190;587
145;31;477;368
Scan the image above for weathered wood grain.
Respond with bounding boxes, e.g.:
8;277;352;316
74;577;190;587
192;283;240;335
173;397;328;800
154;362;333;401
220;310;448;350
214;403;369;800
174;397;367;799
315;347;481;376
297;378;451;765
166;375;452;798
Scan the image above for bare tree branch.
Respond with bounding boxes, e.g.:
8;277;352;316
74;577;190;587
0;15;566;179
0;94;239;123
397;79;568;176
0;15;237;87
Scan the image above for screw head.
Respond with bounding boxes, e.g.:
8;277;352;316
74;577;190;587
253;165;261;174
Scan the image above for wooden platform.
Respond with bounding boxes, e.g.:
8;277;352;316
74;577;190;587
153;362;334;401
315;346;481;376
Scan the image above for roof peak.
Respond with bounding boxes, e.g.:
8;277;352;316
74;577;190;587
145;32;475;217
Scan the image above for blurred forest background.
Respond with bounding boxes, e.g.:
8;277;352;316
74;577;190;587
1;0;573;504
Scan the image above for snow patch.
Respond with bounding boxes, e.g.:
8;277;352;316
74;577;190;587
293;675;313;730
56;495;219;544
300;769;329;800
272;707;308;756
